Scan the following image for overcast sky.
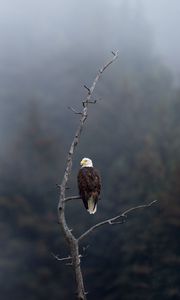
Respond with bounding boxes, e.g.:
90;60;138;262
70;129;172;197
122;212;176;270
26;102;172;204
0;0;180;75
0;0;180;139
0;0;180;160
144;0;180;77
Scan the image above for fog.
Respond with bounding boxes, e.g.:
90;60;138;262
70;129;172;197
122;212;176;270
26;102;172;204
1;1;180;299
145;0;180;77
1;1;180;71
1;0;180;145
1;1;180;82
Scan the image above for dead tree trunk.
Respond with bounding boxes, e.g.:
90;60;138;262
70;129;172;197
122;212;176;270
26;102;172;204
56;52;157;299
57;52;119;299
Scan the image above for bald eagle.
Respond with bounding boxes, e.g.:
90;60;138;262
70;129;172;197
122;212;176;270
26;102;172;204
78;158;101;214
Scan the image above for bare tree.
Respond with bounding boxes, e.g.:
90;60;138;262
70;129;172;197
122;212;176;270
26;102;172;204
56;52;157;300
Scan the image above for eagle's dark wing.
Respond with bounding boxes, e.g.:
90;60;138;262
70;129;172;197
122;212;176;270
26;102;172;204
77;167;101;210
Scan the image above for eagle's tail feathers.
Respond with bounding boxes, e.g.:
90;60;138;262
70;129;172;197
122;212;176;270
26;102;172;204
87;196;97;214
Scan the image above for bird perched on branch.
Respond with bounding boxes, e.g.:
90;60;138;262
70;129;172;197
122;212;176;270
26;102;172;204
78;158;101;214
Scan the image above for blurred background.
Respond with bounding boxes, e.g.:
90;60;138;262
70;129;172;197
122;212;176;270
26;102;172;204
0;0;180;299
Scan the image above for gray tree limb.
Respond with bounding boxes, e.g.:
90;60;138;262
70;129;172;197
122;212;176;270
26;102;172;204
57;51;118;300
64;195;82;203
78;200;157;242
57;52;157;299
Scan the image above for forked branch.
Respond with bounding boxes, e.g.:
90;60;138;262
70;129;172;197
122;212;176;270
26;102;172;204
78;200;157;242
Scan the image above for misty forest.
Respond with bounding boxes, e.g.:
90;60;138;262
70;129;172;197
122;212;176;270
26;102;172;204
1;0;180;299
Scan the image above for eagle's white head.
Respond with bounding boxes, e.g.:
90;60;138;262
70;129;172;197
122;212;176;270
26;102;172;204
80;157;93;168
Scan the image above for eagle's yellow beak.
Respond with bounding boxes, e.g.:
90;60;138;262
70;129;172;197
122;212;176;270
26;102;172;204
80;159;85;166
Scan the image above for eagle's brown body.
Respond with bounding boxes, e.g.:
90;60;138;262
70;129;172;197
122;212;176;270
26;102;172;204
78;167;101;214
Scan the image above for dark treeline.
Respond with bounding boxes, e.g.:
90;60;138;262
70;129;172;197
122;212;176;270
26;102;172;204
0;2;180;299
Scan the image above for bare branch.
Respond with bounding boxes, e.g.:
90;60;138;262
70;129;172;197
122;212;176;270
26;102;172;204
68;106;82;115
78;200;157;242
120;199;157;217
52;253;83;262
83;85;91;94
111;51;116;56
64;195;81;203
87;100;97;104
51;253;72;261
98;50;119;74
